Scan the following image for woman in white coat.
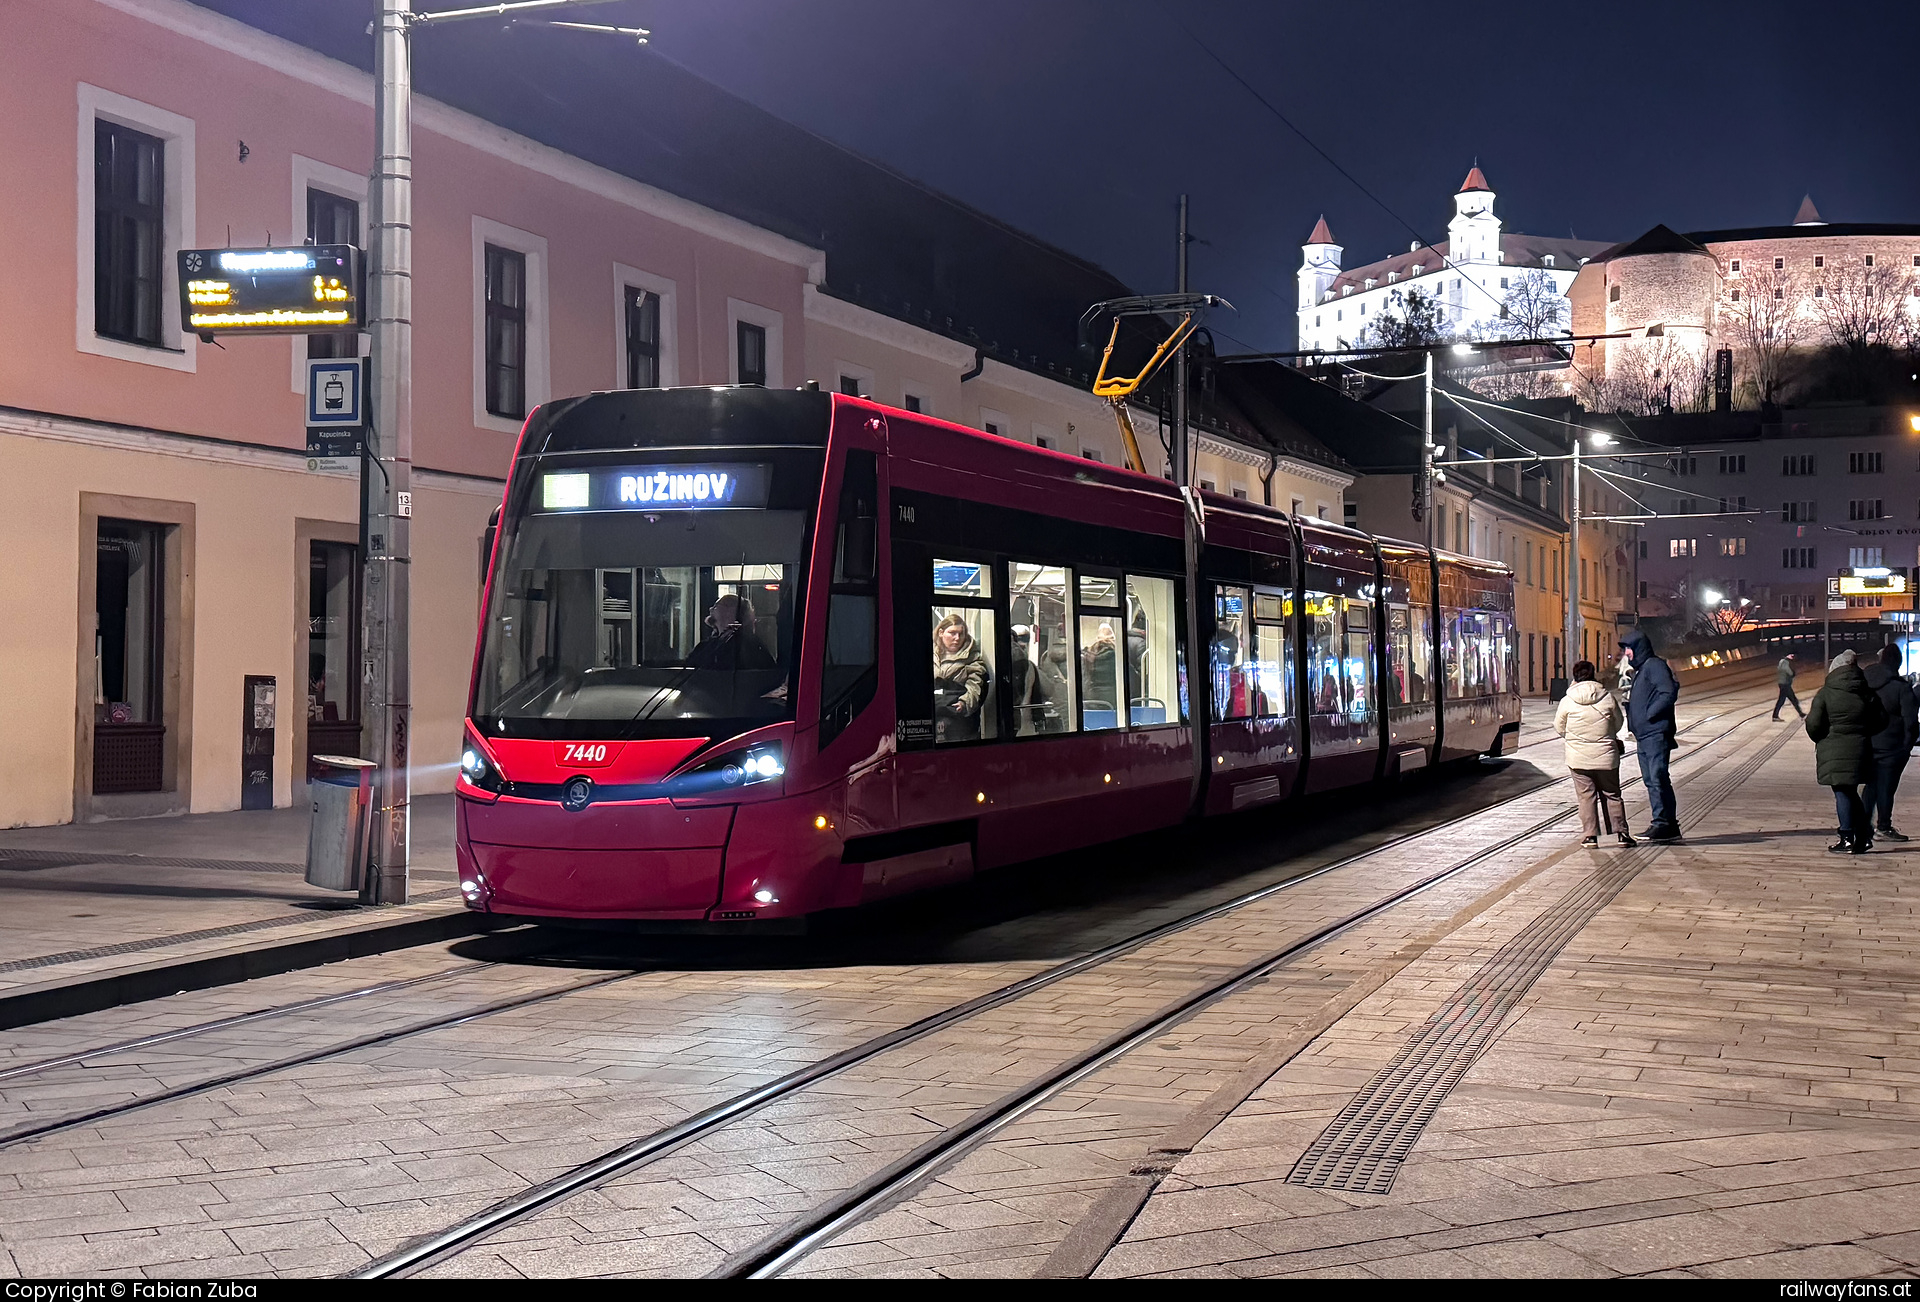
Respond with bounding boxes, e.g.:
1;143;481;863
1554;660;1635;848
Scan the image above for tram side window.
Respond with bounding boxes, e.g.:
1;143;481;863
1444;608;1468;699
1010;562;1076;736
819;450;878;747
1386;605;1411;708
1488;614;1510;696
1344;599;1374;724
1125;575;1183;725
1251;592;1289;718
1406;604;1433;704
1210;585;1252;721
1078;572;1125;730
932;559;997;744
1307;593;1340;715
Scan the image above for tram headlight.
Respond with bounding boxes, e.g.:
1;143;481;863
460;749;489;782
677;741;786;793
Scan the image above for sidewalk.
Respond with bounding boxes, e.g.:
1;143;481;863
1087;709;1920;1278
0;794;472;1011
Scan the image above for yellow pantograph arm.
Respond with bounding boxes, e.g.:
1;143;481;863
1092;313;1198;399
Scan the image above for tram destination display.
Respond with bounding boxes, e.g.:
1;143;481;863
538;463;774;512
176;245;362;337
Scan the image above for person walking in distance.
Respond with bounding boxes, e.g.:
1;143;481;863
1618;629;1681;842
1555;660;1634;848
1774;653;1805;720
1862;643;1919;841
1807;648;1888;854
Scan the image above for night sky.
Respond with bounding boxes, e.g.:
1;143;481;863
227;0;1920;352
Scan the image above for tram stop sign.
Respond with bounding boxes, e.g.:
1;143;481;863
305;357;367;473
177;245;362;339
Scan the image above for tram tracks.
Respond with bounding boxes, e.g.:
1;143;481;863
356;702;1775;1279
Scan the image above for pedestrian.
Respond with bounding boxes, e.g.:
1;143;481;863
1773;653;1805;720
1862;643;1919;841
1806;649;1887;855
1618;629;1681;842
1554;660;1634;848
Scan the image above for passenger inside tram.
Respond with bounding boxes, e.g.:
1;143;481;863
933;612;991;742
1082;621;1120;716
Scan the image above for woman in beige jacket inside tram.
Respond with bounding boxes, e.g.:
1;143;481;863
1554;660;1635;848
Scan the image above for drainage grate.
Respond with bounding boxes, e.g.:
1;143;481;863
1288;725;1794;1195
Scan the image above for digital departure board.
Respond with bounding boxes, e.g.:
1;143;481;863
538;464;774;512
176;246;362;337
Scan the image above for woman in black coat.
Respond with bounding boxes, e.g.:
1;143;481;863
1807;649;1889;854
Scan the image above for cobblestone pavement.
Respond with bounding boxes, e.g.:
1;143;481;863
0;673;1847;1279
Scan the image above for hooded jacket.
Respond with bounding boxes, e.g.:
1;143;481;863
1553;679;1625;771
1777;658;1798;687
1807;663;1888;786
1619;629;1678;743
1862;661;1919;760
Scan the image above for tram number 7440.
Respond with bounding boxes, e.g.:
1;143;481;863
560;743;610;765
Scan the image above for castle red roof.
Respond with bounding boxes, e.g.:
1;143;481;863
1306;214;1335;245
1459;166;1491;193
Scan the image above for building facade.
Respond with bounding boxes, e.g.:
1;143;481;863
1297;169;1610;353
3;0;1344;830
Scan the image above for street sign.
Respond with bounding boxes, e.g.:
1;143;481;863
177;245;362;338
306;359;363;426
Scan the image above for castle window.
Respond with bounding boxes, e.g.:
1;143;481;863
1774;257;1784;270
1814;255;1825;268
1341;285;1352;296
1387;271;1397;282
1315;315;1321;327
1774;288;1785;301
1730;289;1741;301
1364;278;1376;289
1543;255;1555;267
1730;259;1741;273
1609;284;1621;302
1499;277;1509;289
1815;285;1825;298
1865;254;1875;267
1359;303;1366;315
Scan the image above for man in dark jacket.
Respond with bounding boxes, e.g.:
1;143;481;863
1619;629;1680;841
1773;654;1805;720
1862;643;1919;840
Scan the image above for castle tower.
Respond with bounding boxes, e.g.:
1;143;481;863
1447;165;1500;266
1298;214;1341;317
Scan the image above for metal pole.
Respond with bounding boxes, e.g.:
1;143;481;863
1422;349;1434;550
1173;194;1189;488
1566;421;1581;675
361;0;414;904
1824;587;1831;665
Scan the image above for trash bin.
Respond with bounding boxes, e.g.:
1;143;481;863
307;754;377;891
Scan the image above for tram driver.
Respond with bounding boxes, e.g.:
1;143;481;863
685;591;776;671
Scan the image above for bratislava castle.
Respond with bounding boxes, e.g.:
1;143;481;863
1297;167;1611;351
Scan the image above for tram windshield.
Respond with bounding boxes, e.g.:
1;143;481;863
476;504;805;732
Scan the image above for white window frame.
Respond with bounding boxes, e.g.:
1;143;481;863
901;387;933;417
979;406;1013;438
833;360;874;399
1031;423;1060;450
289;154;369;393
77;83;197;373
612;262;679;389
472;216;550;434
726;298;784;388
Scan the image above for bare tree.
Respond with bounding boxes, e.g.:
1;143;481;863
1813;256;1907;351
1495;268;1569;339
1357;286;1447;349
1719;259;1804;405
1599;335;1713;415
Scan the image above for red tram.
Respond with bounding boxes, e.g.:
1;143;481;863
455;387;1520;923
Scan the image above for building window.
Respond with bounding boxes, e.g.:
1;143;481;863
1730;259;1742;273
1774;287;1785;301
1717;496;1748;512
1082;448;1104;463
1850;546;1886;568
1718;454;1746;474
1774;256;1785;270
1849;451;1884;474
1815;285;1825;298
838;374;865;397
1814;255;1825;268
1543;255;1555;267
1783;454;1816;476
623;287;660;389
1718;537;1747;557
306;188;359;360
94;121;166;347
1784;546;1818;569
1669;539;1696;558
736;320;767;387
1730;289;1742;301
93;519;167;794
1780;500;1817;523
1638;540;1648;559
1849;499;1886;521
903;393;924;414
1865;254;1875;267
1673;456;1698;475
483;244;527;418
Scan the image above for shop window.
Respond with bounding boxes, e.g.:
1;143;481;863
1210;585;1251;721
932;559;996;744
1009;562;1076;736
307;541;361;776
94;520;165;793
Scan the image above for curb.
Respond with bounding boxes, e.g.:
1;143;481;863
0;908;502;1031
